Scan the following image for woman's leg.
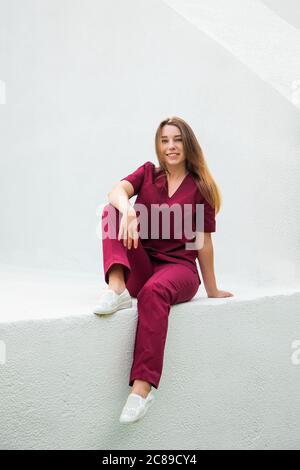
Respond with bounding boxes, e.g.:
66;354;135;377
102;203;157;396
129;263;200;390
101;203;154;297
107;264;126;294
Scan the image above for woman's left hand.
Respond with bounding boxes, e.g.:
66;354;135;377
207;289;234;298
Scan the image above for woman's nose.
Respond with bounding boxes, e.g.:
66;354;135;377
168;142;176;150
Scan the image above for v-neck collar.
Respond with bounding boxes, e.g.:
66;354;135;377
165;171;190;199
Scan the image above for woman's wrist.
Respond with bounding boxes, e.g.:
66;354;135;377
125;205;136;217
119;196;134;215
205;285;218;296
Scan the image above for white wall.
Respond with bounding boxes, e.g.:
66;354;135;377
164;0;300;108
0;0;299;291
262;0;300;30
1;292;300;450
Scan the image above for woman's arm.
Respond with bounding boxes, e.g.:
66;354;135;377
107;180;139;250
197;232;233;298
108;180;135;214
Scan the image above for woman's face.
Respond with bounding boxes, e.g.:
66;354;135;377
160;125;186;169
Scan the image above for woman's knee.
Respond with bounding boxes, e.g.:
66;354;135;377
101;203;121;238
137;280;170;304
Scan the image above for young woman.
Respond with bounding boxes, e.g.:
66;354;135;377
94;116;233;424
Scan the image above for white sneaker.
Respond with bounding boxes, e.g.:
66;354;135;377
93;287;132;315
119;391;155;424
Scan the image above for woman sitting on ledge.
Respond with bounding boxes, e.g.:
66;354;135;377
94;115;234;424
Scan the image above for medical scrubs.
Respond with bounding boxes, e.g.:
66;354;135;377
101;161;216;389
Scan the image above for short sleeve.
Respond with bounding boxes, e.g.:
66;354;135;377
203;199;216;232
196;192;216;232
120;161;150;196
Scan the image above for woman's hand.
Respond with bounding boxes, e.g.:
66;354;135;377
118;207;139;249
207;289;234;298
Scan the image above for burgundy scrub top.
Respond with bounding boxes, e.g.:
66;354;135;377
120;161;216;280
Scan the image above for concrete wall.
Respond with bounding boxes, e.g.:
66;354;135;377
164;0;300;108
1;0;300;450
0;0;299;290
262;0;300;30
1;286;300;450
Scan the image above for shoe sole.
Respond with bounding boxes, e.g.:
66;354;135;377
93;298;132;315
119;395;155;424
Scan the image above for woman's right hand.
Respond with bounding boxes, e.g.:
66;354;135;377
118;206;139;249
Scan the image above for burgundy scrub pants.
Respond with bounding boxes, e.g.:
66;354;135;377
101;204;200;389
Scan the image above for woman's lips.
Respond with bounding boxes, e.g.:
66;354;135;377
167;153;179;159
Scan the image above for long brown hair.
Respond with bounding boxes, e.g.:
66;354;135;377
154;116;222;213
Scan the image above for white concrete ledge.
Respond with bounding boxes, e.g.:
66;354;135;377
1;264;300;449
0;264;298;323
